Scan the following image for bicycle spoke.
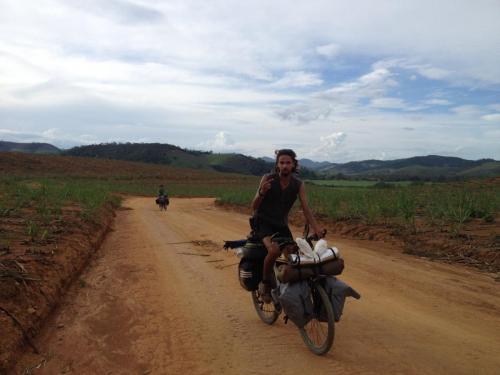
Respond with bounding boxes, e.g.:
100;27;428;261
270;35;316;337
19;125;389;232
252;290;279;325
299;283;334;355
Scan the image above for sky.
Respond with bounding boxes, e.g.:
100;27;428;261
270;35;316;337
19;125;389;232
1;0;499;162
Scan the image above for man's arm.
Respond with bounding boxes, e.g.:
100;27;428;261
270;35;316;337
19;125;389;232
298;182;322;236
251;175;273;211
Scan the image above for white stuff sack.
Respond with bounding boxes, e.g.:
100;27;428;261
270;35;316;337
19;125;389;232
292;238;342;265
296;238;314;258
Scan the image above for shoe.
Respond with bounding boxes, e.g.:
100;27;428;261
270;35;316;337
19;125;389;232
258;281;272;304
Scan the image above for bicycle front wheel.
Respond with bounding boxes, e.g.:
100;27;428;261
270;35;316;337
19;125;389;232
251;290;280;325
299;283;335;355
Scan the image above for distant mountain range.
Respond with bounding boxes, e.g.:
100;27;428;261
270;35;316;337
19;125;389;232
298;155;500;180
0;140;61;154
1;141;499;180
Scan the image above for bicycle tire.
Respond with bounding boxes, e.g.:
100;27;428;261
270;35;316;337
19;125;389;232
251;290;280;325
299;283;335;355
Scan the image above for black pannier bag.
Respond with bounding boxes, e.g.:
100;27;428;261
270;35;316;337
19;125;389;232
223;237;268;291
238;258;262;291
238;240;268;291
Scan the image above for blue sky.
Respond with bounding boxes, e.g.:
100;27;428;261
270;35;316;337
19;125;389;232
0;0;499;162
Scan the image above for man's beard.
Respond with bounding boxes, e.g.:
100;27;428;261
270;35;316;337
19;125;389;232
279;169;291;177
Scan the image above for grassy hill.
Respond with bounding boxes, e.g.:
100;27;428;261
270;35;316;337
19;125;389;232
0;141;61;154
64;142;275;176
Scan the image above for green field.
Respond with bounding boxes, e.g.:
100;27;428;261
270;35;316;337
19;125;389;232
217;179;500;233
2;155;499;244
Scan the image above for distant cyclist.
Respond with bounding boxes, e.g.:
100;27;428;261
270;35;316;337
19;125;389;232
158;184;166;198
251;149;324;302
157;184;169;207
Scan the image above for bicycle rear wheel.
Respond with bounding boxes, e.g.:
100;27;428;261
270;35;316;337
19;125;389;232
299;283;335;355
251;290;280;325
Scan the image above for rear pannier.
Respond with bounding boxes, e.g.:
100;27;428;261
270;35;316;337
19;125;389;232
230;240;267;291
238;258;263;291
224;240;267;292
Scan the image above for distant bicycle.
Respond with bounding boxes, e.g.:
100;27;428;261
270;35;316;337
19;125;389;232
156;195;169;211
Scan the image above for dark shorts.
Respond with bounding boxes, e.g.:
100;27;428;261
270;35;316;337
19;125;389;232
252;217;292;241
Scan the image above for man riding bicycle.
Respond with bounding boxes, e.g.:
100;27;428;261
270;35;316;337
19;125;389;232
157;184;169;206
158;184;166;197
251;149;324;303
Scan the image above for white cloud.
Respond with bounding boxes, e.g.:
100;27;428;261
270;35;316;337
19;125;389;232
306;132;347;161
320;132;346;149
316;43;340;58
270;71;323;88
481;113;500;122
374;59;452;83
277;66;399;123
198;131;236;151
370;97;407;109
424;98;452;106
320;67;397;103
415;66;450;80
451;105;483;117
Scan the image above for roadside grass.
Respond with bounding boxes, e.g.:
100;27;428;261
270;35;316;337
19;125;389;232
0;177;123;242
214;180;500;235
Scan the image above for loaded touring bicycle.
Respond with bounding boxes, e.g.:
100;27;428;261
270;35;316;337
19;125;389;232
224;225;360;355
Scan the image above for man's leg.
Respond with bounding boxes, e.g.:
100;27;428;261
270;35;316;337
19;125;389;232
258;236;280;303
262;236;280;285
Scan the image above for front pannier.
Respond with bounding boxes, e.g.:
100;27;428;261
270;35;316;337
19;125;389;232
319;277;361;322
278;280;313;328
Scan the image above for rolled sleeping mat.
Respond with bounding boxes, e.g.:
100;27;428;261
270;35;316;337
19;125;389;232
276;258;344;284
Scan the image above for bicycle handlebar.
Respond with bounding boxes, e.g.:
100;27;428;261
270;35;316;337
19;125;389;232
306;229;327;243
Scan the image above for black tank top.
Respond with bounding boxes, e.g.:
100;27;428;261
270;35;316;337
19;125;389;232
254;173;302;227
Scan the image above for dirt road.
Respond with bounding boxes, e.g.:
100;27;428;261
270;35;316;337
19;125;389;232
14;198;500;374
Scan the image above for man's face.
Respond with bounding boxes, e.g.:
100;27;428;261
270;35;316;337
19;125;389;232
277;155;294;176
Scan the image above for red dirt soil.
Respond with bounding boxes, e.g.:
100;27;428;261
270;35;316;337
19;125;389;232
0;203;114;372
11;198;500;375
